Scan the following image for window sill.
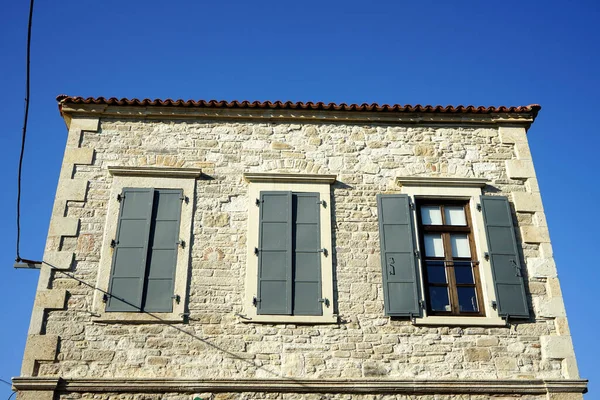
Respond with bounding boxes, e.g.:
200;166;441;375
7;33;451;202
239;314;338;324
413;316;506;327
92;312;185;324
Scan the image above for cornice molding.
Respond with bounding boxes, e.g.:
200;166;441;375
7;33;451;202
396;176;489;188
108;166;203;179
243;172;337;184
58;104;535;127
12;377;588;395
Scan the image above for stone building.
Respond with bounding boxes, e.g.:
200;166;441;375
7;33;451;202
12;96;587;399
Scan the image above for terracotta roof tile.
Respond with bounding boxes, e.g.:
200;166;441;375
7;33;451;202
56;95;540;117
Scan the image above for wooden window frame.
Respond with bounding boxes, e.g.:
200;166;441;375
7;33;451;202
416;199;485;317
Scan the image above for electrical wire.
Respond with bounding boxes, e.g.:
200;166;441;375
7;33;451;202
15;0;35;263
6;391;16;400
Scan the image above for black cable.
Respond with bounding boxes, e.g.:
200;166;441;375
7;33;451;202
15;0;35;263
6;391;15;400
0;380;10;387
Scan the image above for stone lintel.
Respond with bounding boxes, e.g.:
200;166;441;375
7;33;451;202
108;166;203;179
10;377;589;395
243;172;337;184
396;176;488;188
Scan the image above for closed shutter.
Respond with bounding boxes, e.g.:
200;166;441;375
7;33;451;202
257;191;293;315
377;194;421;317
106;188;154;312
143;189;182;312
480;196;530;319
292;193;323;316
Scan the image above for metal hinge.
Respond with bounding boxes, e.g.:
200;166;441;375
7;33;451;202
102;293;109;303
252;296;260;307
414;250;420;258
317;200;327;208
409;202;414;210
171;294;181;304
419;300;426;309
484;252;490;261
318;298;330;307
110;239;118;248
254;247;259;255
491;300;497;310
180;195;189;203
317;248;328;257
176;240;185;248
477;203;482;211
255;198;261;206
117;194;124;202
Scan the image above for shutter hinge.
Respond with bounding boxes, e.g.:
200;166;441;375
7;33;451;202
409;202;414;210
491;300;497;310
484;252;490;261
110;239;118;248
318;248;328;257
414;250;420;258
180;195;189;204
116;194;124;202
255;198;261;206
317;200;327;208
102;293;109;303
419;300;426;309
171;294;181;304
477;203;482;211
252;296;260;306
176;240;186;248
254;247;259;255
318;298;330;307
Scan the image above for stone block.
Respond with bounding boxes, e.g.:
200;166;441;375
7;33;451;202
499;127;527;144
203;213;230;227
548;393;584;400
521;226;550;243
464;348;491;362
34;290;67;310
48;217;79;237
534;297;566;318
526;257;557;278
271;141;292;150
55;179;88;201
63;147;94;165
541;335;575;359
515;143;532;159
43;252;73;270
512;192;543;212
17;391;54;400
506;160;536;179
71;117;100;132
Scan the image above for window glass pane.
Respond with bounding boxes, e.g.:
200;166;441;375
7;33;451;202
450;234;470;258
454;261;474;284
429;287;451;312
424;234;444;257
421;206;442;225
457;287;479;312
444;206;467;226
426;261;446;284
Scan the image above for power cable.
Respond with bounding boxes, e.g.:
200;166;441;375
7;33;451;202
15;0;35;263
6;391;15;400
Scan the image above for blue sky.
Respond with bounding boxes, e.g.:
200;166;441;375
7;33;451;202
1;0;598;397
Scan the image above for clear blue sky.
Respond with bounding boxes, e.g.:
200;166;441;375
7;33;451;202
1;1;598;397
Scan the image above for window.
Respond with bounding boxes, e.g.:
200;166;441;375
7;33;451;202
93;167;200;322
377;177;529;326
243;173;337;323
416;200;484;316
106;188;183;313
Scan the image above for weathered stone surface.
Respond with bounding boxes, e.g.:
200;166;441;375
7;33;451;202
506;160;536;179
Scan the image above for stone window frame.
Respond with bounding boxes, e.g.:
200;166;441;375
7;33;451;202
397;177;506;327
92;166;201;323
242;172;338;324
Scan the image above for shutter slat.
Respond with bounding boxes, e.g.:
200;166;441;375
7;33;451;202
292;193;323;316
257;191;293;315
480;195;530;319
377;194;421;317
106;188;154;312
143;189;182;312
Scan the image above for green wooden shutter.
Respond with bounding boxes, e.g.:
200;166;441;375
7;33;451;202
480;196;530;319
292;192;323;316
143;189;182;312
377;194;421;317
257;191;293;315
106;188;154;312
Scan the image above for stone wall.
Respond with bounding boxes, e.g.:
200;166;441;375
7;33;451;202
17;112;583;399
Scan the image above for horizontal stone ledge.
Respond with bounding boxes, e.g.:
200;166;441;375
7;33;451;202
396;176;488;188
11;377;588;395
108;166;203;179
243;172;336;184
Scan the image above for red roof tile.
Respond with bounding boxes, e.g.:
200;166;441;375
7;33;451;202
56;95;540;117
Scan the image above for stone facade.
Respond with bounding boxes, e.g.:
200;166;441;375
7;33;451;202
13;99;587;399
